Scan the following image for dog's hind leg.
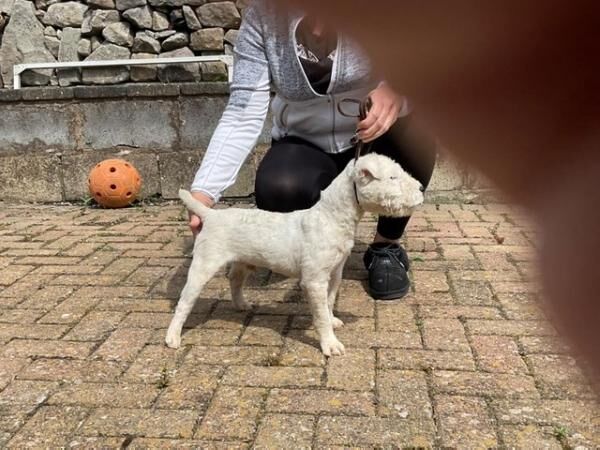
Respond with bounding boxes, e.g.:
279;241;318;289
229;262;254;310
327;258;346;329
165;251;225;349
301;277;345;357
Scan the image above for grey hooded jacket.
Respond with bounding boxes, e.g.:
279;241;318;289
191;0;395;201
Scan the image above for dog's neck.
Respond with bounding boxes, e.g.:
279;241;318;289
311;165;364;232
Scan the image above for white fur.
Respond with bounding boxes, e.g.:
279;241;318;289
166;154;424;356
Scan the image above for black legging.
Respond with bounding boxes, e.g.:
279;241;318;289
255;117;437;240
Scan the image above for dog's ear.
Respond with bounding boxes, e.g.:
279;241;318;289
354;156;380;183
358;168;376;181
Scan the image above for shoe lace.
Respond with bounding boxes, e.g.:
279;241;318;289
368;245;406;270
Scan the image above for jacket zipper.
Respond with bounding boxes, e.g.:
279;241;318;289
329;39;342;151
330;94;336;151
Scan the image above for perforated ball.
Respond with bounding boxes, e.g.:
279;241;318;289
88;159;142;208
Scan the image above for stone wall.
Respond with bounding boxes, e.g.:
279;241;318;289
0;82;487;204
0;0;491;204
0;0;245;88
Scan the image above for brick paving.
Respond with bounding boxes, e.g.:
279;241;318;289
0;200;598;448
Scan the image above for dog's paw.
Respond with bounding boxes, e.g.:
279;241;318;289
165;331;181;349
320;336;346;357
332;316;345;329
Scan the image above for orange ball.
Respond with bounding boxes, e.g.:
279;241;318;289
88;159;142;208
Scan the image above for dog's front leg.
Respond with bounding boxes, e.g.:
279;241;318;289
328;258;346;329
301;279;345;356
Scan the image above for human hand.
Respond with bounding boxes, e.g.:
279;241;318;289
188;191;214;238
356;83;405;143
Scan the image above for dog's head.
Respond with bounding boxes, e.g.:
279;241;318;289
351;153;424;216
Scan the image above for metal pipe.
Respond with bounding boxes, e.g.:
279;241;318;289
12;55;234;90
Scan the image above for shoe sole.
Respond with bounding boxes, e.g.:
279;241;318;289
368;284;410;301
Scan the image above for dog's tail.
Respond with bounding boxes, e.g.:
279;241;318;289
179;189;213;218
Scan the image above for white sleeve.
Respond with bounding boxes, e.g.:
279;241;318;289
190;71;270;202
190;3;271;202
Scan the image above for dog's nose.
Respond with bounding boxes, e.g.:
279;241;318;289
419;185;425;193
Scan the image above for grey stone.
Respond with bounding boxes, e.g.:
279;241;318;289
62;151;161;200
196;1;240;28
90;35;101;51
179;81;228;95
44;25;57;37
89;9;120;33
158;46;199;82
132;31;160;53
80;99;177;151
429;156;465;191
44;35;60;58
58;27;81;59
224;43;233;56
102;21;134;47
235;0;250;8
81;43;130;84
77;38;92;57
0;15;6;33
115;0;145;11
33;0;45;10
224;28;238;46
87;0;115;8
190;27;223;51
73;84;128;98
0;154;63;202
0;89;22;101
151;10;168;31
161;32;188;51
42;2;87;27
222;157;256;197
57;27;81;86
122;5;152;29
151;29;176;40
148;0;183;7
0;0;14;14
20;86;74;100
159;150;202;198
81;14;93;36
0;0;56;87
130;52;157;81
19;86;74;100
126;82;179;96
182;5;201;30
200;61;227;81
179;95;227;148
0;103;74;151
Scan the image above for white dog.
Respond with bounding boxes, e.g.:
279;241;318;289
166;153;424;356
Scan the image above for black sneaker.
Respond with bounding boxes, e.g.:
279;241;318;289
363;243;411;300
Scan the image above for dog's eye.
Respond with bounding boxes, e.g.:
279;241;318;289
389;176;398;180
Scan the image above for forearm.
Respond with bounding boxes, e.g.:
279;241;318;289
190;73;270;201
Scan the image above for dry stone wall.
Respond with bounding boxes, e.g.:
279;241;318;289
0;0;247;88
